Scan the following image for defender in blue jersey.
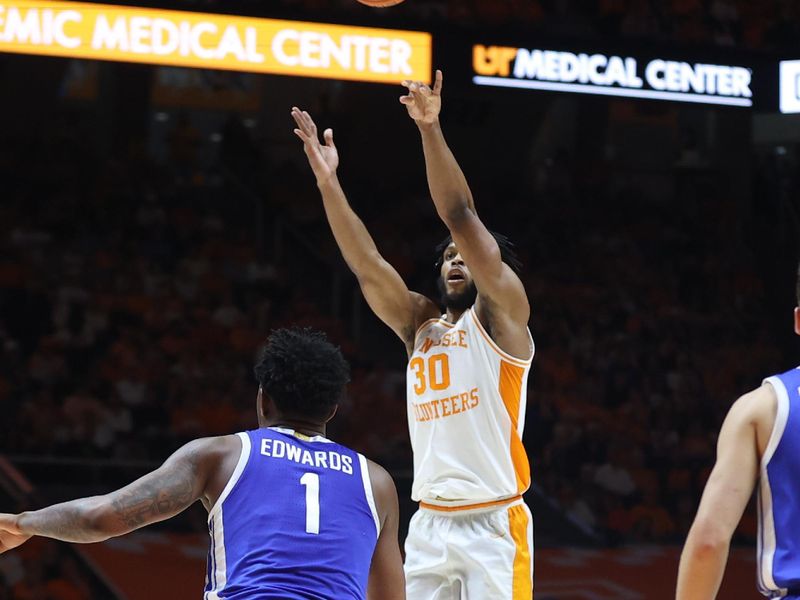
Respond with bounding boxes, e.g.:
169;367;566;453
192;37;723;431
677;267;800;599
0;328;406;600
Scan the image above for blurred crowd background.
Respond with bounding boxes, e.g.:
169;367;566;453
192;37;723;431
2;0;800;597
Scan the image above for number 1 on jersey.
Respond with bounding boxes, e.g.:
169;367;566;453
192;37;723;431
300;472;320;535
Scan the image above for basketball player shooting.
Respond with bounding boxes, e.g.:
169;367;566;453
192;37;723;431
0;328;405;600
292;68;534;599
676;267;800;599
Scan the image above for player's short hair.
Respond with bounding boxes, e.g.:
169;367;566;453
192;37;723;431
434;231;522;275
254;327;350;421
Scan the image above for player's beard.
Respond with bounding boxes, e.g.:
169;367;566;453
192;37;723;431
437;276;477;312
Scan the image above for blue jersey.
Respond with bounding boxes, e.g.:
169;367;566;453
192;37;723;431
204;427;380;600
759;368;800;598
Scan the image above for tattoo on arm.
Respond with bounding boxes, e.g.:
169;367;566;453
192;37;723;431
110;460;196;528
17;443;204;543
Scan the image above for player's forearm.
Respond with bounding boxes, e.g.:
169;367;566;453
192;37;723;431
417;119;476;221
318;176;383;275
676;534;729;600
16;497;114;543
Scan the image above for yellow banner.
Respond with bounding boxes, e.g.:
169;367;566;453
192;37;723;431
0;0;431;83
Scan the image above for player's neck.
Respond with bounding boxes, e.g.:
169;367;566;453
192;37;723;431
445;308;467;324
268;419;326;438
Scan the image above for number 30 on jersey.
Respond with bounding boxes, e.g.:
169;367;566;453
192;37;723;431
409;353;451;395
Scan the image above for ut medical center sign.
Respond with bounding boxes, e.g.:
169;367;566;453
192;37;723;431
0;0;431;83
472;43;754;108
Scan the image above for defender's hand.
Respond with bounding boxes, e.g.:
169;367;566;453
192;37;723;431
400;69;443;125
0;514;31;554
292;107;339;187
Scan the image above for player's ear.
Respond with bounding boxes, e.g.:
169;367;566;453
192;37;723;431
257;386;275;425
323;404;338;424
794;307;800;335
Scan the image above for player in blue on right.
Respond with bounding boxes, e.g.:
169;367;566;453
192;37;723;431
677;265;800;599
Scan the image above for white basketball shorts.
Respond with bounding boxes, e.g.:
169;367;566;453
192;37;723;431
404;497;534;600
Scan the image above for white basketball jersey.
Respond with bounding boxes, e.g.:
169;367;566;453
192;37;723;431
406;307;534;506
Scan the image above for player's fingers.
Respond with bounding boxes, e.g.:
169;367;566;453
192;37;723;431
323;128;335;148
291;110;313;137
293;128;309;142
401;80;411;88
291;110;307;131
413;89;427;111
294;130;317;150
399;95;414;105
302;111;317;134
293;108;312;133
433;69;443;95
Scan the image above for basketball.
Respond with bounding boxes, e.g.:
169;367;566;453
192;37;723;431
356;0;405;7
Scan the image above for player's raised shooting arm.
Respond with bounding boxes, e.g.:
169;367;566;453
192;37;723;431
0;438;216;550
292;108;435;347
400;71;475;216
366;460;405;600
675;388;764;600
401;72;529;326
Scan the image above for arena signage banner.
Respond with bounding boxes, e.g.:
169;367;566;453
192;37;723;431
0;0;432;83
472;44;753;107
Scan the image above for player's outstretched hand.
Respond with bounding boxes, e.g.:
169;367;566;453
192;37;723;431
292;107;339;187
400;69;443;125
0;514;31;554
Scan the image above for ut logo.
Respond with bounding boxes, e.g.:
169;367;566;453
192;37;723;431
473;45;518;76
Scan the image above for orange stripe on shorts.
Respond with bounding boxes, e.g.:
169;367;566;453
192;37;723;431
508;503;533;599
